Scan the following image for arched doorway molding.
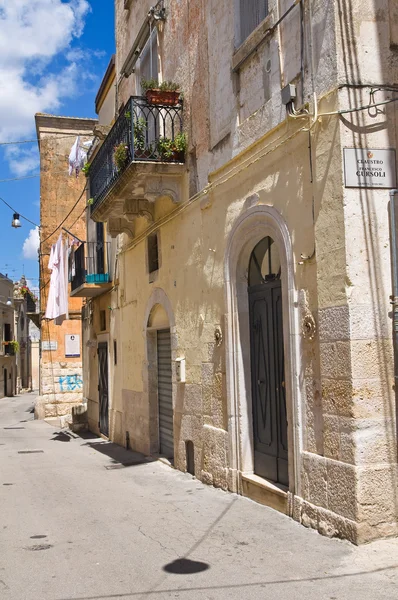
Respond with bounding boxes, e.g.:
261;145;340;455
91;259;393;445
143;288;176;457
144;287;176;331
224;204;302;495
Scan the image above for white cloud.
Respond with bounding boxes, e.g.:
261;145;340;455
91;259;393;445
22;227;40;260
0;1;92;173
5;146;40;177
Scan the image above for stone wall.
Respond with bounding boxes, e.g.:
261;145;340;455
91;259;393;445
92;0;398;543
36;114;97;420
35;360;83;418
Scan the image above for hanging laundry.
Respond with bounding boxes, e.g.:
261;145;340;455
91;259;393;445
45;234;69;325
68;136;87;177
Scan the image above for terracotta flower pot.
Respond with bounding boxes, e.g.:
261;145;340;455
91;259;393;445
145;89;180;106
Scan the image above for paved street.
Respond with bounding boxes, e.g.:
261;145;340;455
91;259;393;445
0;393;397;600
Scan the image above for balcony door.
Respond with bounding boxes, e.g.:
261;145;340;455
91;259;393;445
135;30;159;154
96;222;105;276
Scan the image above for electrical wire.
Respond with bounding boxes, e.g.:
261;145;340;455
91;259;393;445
0;196;39;227
68;204;87;231
0;133;94;147
320;95;398;117
40;183;87;245
0;170;84;184
287;94;398;122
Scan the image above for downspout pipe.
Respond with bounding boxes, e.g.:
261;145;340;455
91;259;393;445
388;189;398;420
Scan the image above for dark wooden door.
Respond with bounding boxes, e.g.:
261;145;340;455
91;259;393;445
4;368;7;397
98;342;109;437
249;280;288;485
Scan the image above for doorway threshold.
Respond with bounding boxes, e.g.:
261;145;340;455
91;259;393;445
241;473;288;514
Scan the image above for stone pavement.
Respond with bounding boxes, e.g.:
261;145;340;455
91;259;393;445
1;392;398;600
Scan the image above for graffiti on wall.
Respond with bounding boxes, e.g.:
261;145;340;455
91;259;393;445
58;374;83;392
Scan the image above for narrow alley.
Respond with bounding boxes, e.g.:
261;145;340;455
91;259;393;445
0;394;397;600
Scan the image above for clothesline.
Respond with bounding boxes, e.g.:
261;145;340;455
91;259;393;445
63;227;84;244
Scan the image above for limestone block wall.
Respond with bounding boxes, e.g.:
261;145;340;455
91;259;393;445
37;360;83;418
94;0;398;544
36;114;96;421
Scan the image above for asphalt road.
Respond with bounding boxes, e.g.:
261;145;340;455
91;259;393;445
1;393;398;600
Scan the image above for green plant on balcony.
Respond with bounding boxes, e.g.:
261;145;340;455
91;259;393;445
9;340;19;353
157;132;187;161
3;340;19;354
113;143;129;171
82;162;91;177
141;78;181;106
134;117;147;153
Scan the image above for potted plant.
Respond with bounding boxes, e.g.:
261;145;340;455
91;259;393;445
133;117;152;159
157;132;187;162
81;162;91;177
3;340;19;355
141;78;181;106
113;142;129;171
9;341;20;354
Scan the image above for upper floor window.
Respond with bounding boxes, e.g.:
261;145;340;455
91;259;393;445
136;29;158;94
147;232;159;275
238;0;269;46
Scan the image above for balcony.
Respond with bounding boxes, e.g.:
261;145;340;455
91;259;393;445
70;242;112;298
4;343;15;356
89;96;186;235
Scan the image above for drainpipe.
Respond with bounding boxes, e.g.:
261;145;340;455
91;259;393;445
388;189;398;420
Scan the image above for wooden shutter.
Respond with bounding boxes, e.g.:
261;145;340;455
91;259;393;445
239;0;268;45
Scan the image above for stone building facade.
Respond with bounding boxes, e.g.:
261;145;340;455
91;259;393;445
0;274;16;397
78;0;398;543
13;276;37;392
35;114;97;421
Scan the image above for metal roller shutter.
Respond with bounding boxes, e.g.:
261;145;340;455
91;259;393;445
157;329;174;458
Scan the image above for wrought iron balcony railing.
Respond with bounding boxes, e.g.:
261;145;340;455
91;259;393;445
71;242;111;292
89;96;184;212
4;343;15;356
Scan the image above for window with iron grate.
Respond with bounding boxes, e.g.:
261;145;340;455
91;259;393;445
239;0;269;45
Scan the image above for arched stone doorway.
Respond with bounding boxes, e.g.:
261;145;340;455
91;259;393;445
144;289;176;460
224;205;302;498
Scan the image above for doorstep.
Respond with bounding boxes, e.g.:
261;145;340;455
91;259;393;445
241;473;288;515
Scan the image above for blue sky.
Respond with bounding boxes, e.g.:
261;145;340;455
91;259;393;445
0;1;115;293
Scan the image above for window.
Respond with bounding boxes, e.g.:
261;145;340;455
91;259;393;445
238;0;268;45
99;310;106;332
4;323;11;342
114;340;117;366
248;237;281;287
136;29;158;93
147;233;159;274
